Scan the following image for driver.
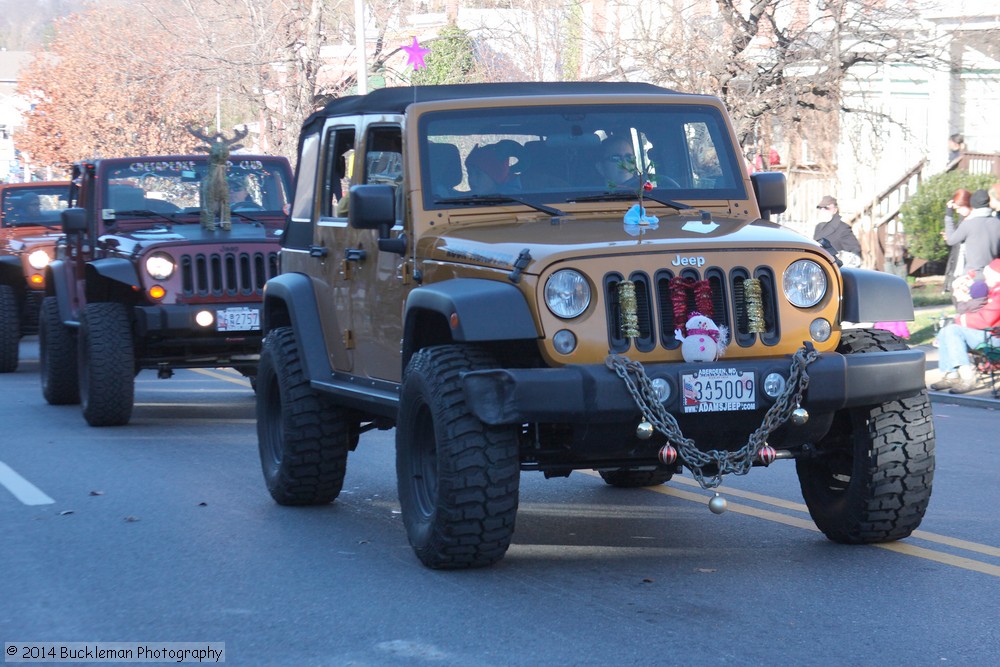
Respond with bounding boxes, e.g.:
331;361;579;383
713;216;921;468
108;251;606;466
228;178;250;204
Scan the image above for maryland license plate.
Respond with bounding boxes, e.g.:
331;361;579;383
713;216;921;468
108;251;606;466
681;368;756;413
216;307;260;332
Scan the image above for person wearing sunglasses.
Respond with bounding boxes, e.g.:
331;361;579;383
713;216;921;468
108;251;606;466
596;136;642;189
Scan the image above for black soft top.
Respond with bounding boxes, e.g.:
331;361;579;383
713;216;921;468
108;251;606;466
299;81;680;142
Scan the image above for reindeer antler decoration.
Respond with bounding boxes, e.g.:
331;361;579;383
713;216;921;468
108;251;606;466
187;125;248;153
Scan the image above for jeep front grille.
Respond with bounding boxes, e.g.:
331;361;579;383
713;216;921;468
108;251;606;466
180;251;279;298
605;267;778;352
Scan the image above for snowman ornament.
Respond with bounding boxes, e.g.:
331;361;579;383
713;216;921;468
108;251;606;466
675;312;728;362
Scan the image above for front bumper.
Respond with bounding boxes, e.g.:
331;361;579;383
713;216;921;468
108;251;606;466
462;349;926;425
134;302;261;335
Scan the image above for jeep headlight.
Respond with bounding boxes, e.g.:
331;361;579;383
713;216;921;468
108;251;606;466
145;252;175;280
28;249;52;270
545;269;591;319
783;259;827;308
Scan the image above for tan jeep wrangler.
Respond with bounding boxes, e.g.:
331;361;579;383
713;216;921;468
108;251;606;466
257;82;934;569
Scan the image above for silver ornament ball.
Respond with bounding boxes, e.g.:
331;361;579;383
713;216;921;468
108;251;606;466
708;494;728;514
636;420;654;440
790;407;809;425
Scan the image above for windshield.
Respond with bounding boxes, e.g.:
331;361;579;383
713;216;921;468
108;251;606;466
1;186;69;228
419;103;746;210
100;158;291;222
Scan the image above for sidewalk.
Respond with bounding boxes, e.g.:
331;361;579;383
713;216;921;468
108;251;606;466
916;343;999;409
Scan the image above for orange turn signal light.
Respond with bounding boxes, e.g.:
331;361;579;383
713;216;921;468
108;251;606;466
149;285;166;299
29;274;44;286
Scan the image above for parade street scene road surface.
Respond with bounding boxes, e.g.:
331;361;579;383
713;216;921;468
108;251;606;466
2;339;998;667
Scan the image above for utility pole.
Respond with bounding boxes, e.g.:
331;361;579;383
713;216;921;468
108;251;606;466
355;0;367;94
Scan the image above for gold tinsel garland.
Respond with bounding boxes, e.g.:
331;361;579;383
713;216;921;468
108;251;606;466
744;278;765;333
618;280;639;340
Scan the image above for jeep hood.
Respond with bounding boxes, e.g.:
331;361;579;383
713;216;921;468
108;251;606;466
423;213;823;272
99;222;282;255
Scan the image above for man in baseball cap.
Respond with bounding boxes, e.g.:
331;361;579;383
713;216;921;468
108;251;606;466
813;194;861;260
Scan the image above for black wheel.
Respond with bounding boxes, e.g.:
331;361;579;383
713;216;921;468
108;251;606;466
39;296;79;405
396;345;520;569
256;327;354;505
599;467;674;488
0;284;19;373
796;328;935;543
78;302;135;426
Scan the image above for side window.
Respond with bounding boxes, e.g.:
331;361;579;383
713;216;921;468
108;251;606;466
364;125;403;222
321;126;356;219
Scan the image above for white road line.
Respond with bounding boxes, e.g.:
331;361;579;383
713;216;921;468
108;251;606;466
0;461;55;505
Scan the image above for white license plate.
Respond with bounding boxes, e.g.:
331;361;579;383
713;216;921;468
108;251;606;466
680;369;756;413
216;307;260;332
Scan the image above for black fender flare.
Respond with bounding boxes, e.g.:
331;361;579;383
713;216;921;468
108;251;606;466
43;259;78;325
402;279;539;364
840;267;914;323
261;272;332;383
85;257;140;291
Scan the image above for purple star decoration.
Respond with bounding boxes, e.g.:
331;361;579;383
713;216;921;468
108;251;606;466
402;37;430;70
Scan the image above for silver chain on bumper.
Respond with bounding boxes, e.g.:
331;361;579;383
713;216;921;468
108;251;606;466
604;345;820;490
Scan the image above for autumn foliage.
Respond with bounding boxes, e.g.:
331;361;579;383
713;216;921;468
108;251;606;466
16;6;207;171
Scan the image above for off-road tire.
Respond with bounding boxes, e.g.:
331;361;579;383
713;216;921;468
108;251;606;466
0;284;19;373
256;327;354;505
599;467;674;488
79;302;135;426
396;345;521;569
796;328;934;543
39;296;79;405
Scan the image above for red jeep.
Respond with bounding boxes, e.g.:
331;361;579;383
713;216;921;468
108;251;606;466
0;181;70;372
41;155;292;425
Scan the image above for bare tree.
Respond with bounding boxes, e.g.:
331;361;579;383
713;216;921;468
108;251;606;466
16;6;206;170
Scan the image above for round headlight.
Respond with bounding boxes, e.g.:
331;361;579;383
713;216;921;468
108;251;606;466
545;269;591;319
28;249;52;269
783;260;827;308
145;252;175;280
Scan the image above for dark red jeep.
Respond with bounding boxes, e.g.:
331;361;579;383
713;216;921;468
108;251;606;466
41;155;292;425
0;181;70;372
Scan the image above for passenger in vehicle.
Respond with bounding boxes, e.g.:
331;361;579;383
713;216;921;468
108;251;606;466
465;143;520;194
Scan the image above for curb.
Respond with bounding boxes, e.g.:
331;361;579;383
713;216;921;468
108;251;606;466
927;390;999;410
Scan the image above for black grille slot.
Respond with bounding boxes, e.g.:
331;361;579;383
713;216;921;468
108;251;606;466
180;251;279;298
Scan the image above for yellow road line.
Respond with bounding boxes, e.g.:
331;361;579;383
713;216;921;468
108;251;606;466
580;470;1000;575
189;368;252;386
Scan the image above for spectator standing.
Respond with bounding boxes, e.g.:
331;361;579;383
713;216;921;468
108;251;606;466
930;257;1000;393
947;133;965;162
989;182;1000;217
942;188;972;294
813;195;862;266
944;189;1000;275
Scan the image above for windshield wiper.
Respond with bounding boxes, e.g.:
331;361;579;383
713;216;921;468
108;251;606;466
113;209;176;224
435;194;566;217
567;192;692;212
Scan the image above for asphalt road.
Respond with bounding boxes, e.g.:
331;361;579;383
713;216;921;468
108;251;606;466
2;338;998;666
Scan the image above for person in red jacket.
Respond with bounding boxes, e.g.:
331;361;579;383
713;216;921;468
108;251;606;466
930;257;1000;393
